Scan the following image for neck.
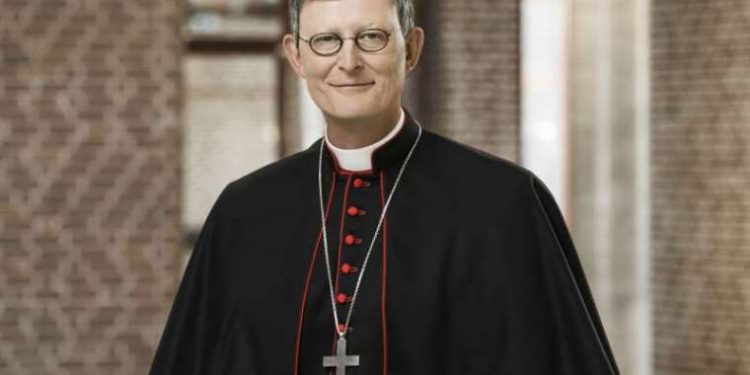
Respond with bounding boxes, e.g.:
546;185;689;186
324;106;402;149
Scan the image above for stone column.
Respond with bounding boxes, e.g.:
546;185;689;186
568;0;652;374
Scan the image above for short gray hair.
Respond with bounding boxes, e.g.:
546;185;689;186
289;0;415;41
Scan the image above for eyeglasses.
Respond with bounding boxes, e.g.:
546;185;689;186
298;29;392;56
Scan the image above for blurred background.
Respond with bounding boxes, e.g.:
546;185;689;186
0;0;748;374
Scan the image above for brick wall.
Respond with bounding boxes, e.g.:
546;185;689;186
416;0;520;162
651;1;750;373
0;1;183;374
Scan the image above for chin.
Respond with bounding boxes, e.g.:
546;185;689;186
319;98;384;122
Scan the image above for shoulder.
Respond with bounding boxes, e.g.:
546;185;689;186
416;130;560;226
418;130;536;195
213;145;317;210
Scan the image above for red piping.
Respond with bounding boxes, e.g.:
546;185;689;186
379;170;389;375
334;175;354;296
328;174;354;361
293;171;337;375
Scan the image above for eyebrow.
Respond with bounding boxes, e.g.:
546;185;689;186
307;23;388;35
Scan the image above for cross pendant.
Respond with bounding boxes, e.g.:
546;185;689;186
323;336;360;375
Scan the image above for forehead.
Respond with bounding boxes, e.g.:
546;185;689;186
299;0;399;32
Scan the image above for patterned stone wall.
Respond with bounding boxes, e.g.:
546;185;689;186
651;1;750;373
0;1;183;374
419;0;520;162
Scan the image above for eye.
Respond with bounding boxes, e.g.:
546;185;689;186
314;34;338;43
360;31;383;40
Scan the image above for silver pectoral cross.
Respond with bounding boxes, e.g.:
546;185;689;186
323;336;360;375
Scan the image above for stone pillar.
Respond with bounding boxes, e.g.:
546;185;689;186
568;0;652;374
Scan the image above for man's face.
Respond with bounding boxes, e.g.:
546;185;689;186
284;0;422;123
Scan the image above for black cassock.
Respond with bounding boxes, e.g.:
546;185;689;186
148;111;620;375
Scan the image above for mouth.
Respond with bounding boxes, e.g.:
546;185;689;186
329;82;375;88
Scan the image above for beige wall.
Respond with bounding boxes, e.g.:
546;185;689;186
651;0;750;373
417;0;521;162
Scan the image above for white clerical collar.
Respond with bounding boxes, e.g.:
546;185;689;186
324;109;405;172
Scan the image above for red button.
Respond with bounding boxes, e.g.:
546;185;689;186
340;263;352;274
347;206;359;216
336;293;348;304
337;324;347;333
353;178;364;188
344;234;357;245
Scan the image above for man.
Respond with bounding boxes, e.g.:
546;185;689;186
148;0;620;374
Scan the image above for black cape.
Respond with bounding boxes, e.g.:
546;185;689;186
148;111;620;375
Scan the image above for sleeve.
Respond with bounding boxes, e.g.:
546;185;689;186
147;188;229;375
528;174;621;375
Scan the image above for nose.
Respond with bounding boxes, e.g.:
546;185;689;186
337;39;363;72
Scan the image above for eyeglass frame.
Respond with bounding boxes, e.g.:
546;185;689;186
297;28;393;56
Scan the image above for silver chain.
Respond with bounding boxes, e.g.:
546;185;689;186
317;125;422;338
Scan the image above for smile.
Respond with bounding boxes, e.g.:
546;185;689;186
329;82;375;87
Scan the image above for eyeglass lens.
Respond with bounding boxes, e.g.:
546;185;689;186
310;30;389;55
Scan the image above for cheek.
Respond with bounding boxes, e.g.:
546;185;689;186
376;63;406;97
299;52;333;81
301;62;334;99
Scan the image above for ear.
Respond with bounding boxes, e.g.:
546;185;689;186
283;33;306;78
404;26;425;74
